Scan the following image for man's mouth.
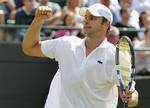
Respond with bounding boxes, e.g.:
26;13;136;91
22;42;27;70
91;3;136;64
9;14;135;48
84;26;92;29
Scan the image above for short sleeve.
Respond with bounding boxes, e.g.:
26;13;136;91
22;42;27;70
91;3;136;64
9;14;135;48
41;38;62;59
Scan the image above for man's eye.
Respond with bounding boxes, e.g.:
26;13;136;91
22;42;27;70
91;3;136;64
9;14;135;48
84;15;97;20
89;16;93;20
90;16;97;20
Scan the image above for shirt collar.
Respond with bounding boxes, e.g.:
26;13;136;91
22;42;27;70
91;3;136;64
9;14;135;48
98;38;110;49
77;38;110;49
76;38;85;49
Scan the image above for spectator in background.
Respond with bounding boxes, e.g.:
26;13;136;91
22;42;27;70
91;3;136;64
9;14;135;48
38;0;62;25
15;0;36;41
62;0;84;28
114;7;138;42
14;0;23;9
135;28;150;75
54;12;80;39
0;0;16;41
84;0;99;6
138;11;150;40
14;0;39;9
132;0;150;13
15;0;36;25
119;0;139;29
139;11;150;31
107;26;119;45
48;0;67;8
11;0;38;20
0;0;16;23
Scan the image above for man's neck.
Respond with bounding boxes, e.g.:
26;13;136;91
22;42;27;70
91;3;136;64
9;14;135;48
85;35;105;56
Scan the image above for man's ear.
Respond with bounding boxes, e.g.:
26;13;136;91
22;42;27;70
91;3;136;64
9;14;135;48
105;22;111;33
106;21;111;27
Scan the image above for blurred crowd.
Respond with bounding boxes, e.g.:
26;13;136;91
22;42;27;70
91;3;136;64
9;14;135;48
0;0;150;41
0;0;150;74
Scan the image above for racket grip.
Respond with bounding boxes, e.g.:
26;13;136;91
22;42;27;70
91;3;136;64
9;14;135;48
123;101;128;108
122;89;128;108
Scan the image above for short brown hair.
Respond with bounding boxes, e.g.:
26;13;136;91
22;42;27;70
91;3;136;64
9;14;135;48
101;17;110;33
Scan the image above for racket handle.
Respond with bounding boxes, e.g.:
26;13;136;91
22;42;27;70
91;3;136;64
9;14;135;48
123;101;128;108
122;89;128;108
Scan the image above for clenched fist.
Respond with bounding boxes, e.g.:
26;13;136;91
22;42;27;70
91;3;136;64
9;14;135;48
35;6;52;22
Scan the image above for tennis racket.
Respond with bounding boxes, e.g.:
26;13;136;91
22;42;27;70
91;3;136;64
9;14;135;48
115;36;135;108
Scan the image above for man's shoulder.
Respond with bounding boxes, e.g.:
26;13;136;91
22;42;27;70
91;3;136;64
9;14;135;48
106;41;116;54
60;36;83;45
61;36;82;41
105;41;116;48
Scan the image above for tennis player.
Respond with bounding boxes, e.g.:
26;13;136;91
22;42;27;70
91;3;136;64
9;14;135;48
22;3;138;108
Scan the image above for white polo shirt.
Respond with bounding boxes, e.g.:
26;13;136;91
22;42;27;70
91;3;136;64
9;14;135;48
41;36;118;108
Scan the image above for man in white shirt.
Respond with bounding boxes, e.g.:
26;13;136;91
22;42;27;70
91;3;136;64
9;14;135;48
22;3;138;108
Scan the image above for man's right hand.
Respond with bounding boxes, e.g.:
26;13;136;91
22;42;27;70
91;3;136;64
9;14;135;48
35;6;52;23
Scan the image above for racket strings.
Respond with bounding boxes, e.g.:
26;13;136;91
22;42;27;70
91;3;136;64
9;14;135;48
119;40;132;87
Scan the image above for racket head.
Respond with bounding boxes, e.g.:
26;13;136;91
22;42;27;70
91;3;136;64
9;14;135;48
116;36;135;88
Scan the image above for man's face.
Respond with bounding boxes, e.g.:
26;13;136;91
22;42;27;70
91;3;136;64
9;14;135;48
83;10;108;36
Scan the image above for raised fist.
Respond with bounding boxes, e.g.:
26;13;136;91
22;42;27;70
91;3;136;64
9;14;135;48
35;6;52;22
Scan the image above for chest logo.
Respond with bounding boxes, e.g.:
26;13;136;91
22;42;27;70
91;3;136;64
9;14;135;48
97;60;103;64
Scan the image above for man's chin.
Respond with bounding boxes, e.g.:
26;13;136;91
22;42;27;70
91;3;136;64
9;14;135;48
83;29;93;37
